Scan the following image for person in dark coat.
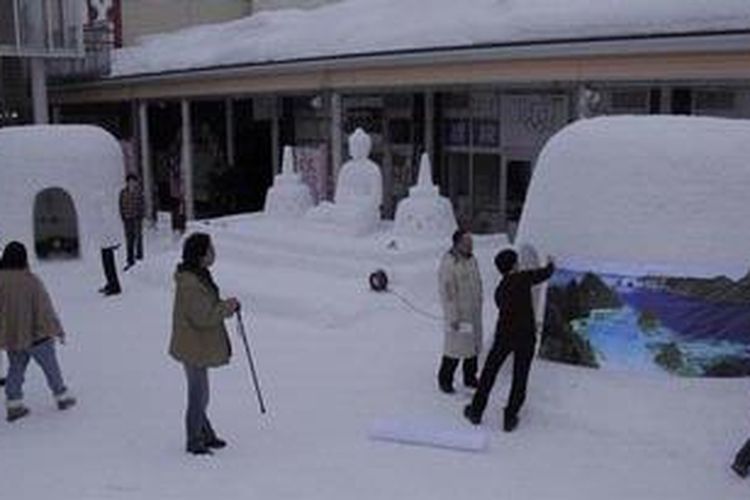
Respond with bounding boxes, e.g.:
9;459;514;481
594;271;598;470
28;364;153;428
169;232;239;455
119;173;145;270
732;438;750;478
463;248;554;432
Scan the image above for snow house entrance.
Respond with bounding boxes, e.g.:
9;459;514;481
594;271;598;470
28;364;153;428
33;187;80;259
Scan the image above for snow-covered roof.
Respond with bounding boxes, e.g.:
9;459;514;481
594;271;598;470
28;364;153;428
514;116;750;279
111;0;750;77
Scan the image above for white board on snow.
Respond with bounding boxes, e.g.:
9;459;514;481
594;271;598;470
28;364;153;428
368;416;489;452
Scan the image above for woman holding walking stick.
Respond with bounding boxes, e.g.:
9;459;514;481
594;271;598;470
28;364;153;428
169;232;239;456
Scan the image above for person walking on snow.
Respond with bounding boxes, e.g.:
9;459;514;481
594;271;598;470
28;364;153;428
464;248;554;432
0;241;76;422
119;173;145;271
169;232;240;455
437;229;483;393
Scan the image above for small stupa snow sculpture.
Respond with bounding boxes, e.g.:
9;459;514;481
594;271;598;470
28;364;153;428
305;128;383;235
393;153;457;238
264;145;314;218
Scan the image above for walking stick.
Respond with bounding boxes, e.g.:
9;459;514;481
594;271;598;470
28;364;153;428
236;309;267;414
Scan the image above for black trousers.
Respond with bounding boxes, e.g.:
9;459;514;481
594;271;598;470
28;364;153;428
468;335;535;419
438;355;478;389
123;218;143;266
100;246;121;293
735;438;750;469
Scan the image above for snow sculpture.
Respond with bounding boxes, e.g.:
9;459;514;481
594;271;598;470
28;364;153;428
515;116;750;377
305;128;383;236
0;125;123;260
264;145;314;218
393;153;457;238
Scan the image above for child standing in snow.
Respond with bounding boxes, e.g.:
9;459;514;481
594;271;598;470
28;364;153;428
463;248;554;432
169;233;239;455
0;241;76;422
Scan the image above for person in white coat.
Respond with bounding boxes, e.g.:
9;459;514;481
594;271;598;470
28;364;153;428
437;229;483;393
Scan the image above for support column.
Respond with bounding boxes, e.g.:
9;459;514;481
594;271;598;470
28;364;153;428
51;105;61;124
30;59;49;124
137;101;155;221
181;99;195;221
424;90;434;161
330;91;342;201
225;97;235;166
271;96;280;175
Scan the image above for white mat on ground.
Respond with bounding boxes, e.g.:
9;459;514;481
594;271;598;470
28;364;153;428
368;416;489;452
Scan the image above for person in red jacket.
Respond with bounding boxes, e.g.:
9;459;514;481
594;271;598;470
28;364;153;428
463;248;554;432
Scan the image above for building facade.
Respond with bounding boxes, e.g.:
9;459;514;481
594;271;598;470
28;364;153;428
49;7;750;234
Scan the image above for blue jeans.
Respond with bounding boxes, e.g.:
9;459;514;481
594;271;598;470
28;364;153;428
5;338;67;402
183;364;217;448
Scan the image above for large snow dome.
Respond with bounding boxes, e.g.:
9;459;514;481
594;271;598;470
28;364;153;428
0;125;123;260
515;116;750;377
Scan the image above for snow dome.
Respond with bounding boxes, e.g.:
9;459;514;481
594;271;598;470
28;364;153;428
515;116;750;377
0;125;123;260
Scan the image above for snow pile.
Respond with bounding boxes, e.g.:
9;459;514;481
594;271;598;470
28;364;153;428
111;0;750;76
515;116;750;279
0;125;123;259
264;145;314;218
394;153;457;239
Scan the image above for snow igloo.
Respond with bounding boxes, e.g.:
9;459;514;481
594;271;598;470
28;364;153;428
0;125;123;260
514;116;750;377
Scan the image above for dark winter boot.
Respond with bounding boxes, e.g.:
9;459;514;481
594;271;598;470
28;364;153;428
0;377;5;387
732;439;750;478
438;356;459;394
463;404;481;426
202;421;227;449
56;392;76;411
6;402;30;422
503;409;519;433
186;443;213;456
463;356;479;388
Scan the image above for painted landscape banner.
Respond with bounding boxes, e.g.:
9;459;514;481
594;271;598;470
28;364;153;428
539;268;750;377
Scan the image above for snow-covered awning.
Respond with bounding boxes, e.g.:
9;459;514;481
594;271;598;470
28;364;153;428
111;0;750;78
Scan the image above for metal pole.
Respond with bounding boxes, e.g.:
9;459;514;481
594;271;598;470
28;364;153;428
236;310;267;414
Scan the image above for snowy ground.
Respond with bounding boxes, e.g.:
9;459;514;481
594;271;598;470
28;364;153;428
1;214;748;500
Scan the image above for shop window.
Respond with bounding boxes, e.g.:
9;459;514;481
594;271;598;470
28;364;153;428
608;90;649;113
443;119;470;147
694;91;735;112
671;89;693;115
506;160;532;222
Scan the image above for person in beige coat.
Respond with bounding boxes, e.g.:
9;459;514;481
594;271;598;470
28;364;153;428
169;232;239;455
437;229;484;393
0;241;76;422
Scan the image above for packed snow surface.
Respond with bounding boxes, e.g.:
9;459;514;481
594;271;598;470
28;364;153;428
112;0;750;76
1;214;748;499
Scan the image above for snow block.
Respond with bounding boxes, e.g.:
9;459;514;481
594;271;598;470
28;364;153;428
368;417;489;452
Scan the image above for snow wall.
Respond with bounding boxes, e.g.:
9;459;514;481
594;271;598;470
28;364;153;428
0;125;123;260
515;116;750;377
